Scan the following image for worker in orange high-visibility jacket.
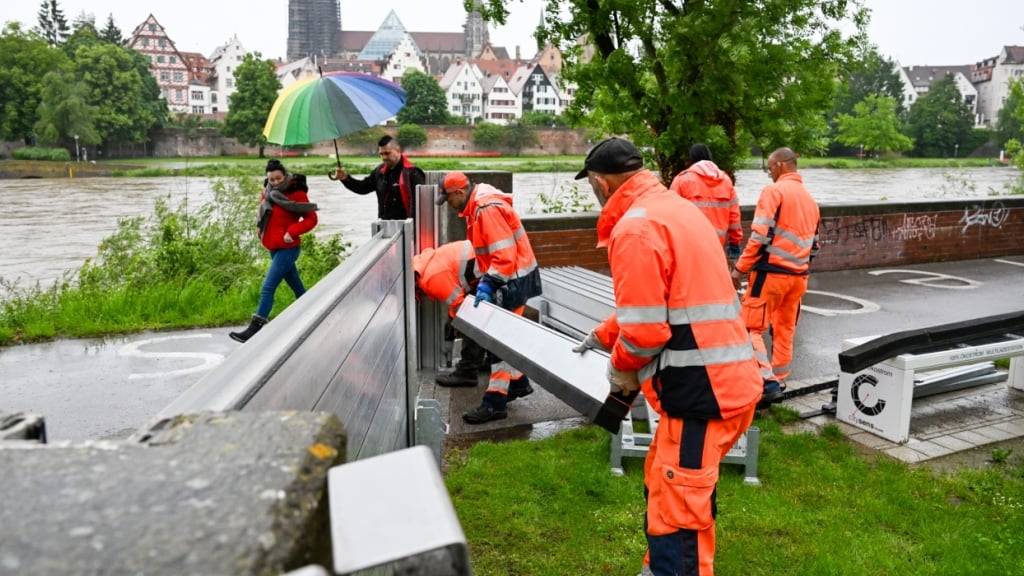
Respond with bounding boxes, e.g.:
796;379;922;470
732;147;820;404
669;143;743;259
437;172;543;424
572;138;762;576
412;240;488;387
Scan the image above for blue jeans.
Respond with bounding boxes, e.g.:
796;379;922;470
256;247;305;319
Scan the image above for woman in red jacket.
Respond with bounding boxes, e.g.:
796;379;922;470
230;159;319;343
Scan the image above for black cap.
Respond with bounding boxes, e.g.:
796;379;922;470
574;137;644;180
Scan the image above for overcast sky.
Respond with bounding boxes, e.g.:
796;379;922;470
6;0;1024;65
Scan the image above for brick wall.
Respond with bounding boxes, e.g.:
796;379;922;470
522;198;1024;273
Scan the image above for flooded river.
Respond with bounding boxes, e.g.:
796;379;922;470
1;167;1019;287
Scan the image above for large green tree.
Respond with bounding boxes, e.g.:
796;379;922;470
0;22;70;143
74;42;160;144
34;70;100;150
835;94;912;155
905;75;975;157
996;79;1024;147
222;53;281;157
833;46;906;116
470;0;866;180
100;14;123;45
397;69;451;125
35;0;69;46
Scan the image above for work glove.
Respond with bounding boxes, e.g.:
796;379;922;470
474;280;495;307
607;362;640;394
572;330;607;354
726;243;741;260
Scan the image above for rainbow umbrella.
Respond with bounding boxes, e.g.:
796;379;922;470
262;71;406;173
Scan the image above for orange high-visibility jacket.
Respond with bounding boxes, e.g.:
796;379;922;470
735;172;820;275
413;240;478;318
592;170;762;420
668;160;742;248
460;183;542;309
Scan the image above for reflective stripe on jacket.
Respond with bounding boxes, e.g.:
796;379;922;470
593;170;762;420
460;183;542;309
668;160;742;247
735;172;820;275
412;240;477;318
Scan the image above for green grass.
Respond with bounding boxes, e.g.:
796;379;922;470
753;157;1010;170
446;415;1024;575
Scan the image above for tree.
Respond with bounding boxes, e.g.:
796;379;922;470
905;75;975;157
63;18;100;58
470;0;865;180
472;122;505;149
74;43;160;145
503;121;538;154
521;110;568;128
996;79;1024;147
100;14;123;45
397;123;428;149
835;95;913;156
33;70;99;150
222;53;281;157
0;22;70;143
397;69;451;125
36;0;69;46
833;46;907;117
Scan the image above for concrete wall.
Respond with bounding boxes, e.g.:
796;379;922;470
143;126;593;158
523;198;1024;273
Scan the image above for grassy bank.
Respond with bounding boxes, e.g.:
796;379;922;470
0;177;348;346
446;412;1024;575
754;157;1011;169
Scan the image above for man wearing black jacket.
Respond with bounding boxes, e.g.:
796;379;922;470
334;135;426;220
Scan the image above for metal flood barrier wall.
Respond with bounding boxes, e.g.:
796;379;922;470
154;220;418;461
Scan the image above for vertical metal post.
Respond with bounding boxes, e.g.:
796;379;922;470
401;219;419;447
415;184;444;371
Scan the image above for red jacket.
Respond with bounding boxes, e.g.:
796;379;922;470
260;177;318;251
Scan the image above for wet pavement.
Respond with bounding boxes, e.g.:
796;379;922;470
1;257;1022;444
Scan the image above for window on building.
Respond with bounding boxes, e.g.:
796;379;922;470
159;39;166;48
211;93;218;104
174;71;184;82
236;55;242;61
191;90;204;101
226;78;233;88
176;89;183;100
170;56;176;63
157;55;165;63
226;66;231;72
148;24;156;31
142;38;149;47
160;71;169;81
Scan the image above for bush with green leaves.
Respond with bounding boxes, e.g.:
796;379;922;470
397;123;428;149
0;176;349;344
12;146;71;161
472;122;505;149
533;181;596;214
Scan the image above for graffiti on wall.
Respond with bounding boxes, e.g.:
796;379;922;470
819;217;889;245
958;202;1010;234
891;214;939;242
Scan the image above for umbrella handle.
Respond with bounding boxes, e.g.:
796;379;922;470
329;138;342;180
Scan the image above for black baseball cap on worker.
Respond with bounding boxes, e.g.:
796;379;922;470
574;137;644;180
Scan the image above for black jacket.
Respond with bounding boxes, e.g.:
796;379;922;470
340;155;426;220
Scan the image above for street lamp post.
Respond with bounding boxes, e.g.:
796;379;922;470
954;143;959;158
74;134;80;162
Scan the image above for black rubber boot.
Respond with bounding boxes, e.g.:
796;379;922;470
507;376;534;402
757;379;785;409
229;315;268;343
462;393;508;424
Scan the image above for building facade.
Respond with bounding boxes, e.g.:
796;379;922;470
127;15;193;113
381;33;426;84
209;35;246;113
972;46;1024;126
440;62;484;123
899;65;979;123
287;0;341;61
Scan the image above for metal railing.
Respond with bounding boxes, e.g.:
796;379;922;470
154;220;419;460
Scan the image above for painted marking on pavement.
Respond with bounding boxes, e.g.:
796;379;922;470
801;290;881;317
868;269;981;290
994;259;1024;268
118;334;224;381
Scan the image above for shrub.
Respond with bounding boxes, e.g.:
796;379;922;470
397;123;428;149
472;122;505;149
13;146;71;161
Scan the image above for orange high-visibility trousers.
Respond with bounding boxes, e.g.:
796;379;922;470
643;404;757;576
740;271;808;382
485;306;525;395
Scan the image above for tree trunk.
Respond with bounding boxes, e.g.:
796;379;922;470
258;145;265;158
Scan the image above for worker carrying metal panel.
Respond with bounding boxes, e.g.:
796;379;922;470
574;137;763;576
437;172;543;424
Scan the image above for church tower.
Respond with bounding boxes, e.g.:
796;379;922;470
287;0;341;61
463;0;489;58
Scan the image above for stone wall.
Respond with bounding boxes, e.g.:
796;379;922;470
522;198;1024;273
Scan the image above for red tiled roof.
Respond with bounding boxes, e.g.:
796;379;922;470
1005;46;1024;65
338;31;374;52
410;32;464;53
473;58;523;80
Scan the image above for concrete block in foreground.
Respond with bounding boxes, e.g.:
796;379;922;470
0;411;345;575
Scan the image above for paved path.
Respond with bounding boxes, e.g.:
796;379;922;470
2;257;1022;443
